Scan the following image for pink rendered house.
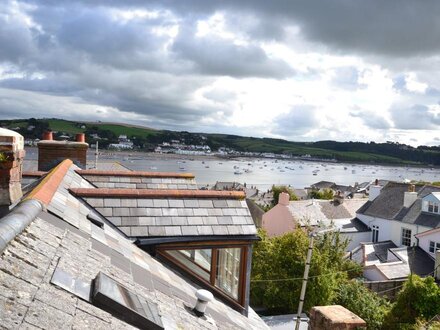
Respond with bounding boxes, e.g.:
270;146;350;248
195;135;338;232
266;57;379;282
261;192;297;237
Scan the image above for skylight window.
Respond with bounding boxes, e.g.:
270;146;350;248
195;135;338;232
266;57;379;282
92;272;163;330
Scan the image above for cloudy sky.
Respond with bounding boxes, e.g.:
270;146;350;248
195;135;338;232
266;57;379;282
1;0;440;146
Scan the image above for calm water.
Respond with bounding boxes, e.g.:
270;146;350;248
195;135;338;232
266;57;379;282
116;156;440;190
25;148;440;190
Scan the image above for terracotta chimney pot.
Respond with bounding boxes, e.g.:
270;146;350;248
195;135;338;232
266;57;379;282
42;131;53;141
76;133;85;143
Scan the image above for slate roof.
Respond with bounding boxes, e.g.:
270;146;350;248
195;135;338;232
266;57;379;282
287;199;368;231
0;160;267;329
76;191;256;238
357;182;440;228
79;170;198;190
310;181;335;190
374;246;434;280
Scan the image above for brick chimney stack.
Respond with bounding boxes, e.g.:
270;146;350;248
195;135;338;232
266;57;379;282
278;192;290;206
38;131;88;171
0;128;25;216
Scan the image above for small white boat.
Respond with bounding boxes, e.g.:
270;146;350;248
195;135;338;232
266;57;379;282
234;170;243;175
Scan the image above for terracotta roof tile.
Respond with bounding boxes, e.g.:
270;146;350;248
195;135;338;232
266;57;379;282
25;159;73;206
69;188;245;200
76;169;195;179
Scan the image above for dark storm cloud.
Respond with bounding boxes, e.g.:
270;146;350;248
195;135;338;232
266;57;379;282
172;25;294;79
390;105;440;129
27;0;440;56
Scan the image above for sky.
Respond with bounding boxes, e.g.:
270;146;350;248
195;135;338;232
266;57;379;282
1;1;440;146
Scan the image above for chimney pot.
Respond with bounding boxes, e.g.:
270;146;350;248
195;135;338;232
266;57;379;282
76;133;85;143
374;178;378;186
42;131;53;141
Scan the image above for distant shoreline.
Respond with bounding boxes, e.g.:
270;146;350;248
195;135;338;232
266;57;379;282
24;146;438;170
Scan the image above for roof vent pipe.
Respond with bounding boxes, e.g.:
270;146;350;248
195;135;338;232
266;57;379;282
193;289;213;317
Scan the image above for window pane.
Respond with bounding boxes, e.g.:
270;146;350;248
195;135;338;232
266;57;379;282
401;228;411;247
216;248;241;299
430;241;435;253
166;249;211;281
429;202;434;212
435;204;439;213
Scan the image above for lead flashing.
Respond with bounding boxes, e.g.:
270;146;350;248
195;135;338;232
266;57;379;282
0;199;43;253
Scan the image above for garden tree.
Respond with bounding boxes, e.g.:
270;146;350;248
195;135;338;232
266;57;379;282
250;228;361;314
271;185;298;206
383;275;440;329
334;280;391;330
309;188;334;200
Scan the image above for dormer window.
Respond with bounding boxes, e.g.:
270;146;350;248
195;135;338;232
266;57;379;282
156;243;250;313
428;201;439;213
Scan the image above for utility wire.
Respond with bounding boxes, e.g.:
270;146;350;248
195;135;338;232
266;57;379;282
250;265;362;283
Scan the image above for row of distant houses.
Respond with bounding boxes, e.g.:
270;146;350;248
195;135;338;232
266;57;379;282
261;180;440;283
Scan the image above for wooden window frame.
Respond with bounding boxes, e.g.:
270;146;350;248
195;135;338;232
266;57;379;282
156;241;250;312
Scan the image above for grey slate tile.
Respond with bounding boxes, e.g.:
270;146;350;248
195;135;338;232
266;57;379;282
118;227;131;236
212;226;229;235
202;217;218;225
208;208;223;216
129;208;148;216
139;217;156;226
187;217;204;225
121;217;139;226
131;227;149;236
213;200;228;208
153;200;169;208
227;226;241;235
198;200;214;208
96;208;113;217
84;198;104;208
165;226;182;236
177;209;193;216
168;200;184;208
162;208;178;216
197;226;213;235
104;199;121;207
184;200;199;208
181;226;198;236
121;199;137;207
149;227;165;236
113;208;130;217
227;200;242;207
171;217;187;226
110;250;131;273
138;199;154;207
193;209;209;216
218;216;233;225
157;216;173;226
131;262;154;291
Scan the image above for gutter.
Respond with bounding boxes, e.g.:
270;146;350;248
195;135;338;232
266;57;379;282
0;199;43;253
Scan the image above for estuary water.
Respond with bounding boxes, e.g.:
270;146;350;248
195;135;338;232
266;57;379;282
24;147;440;190
115;155;440;191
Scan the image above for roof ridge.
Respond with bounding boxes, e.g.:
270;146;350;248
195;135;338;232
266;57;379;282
76;169;195;179
24;159;73;206
69;188;245;200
